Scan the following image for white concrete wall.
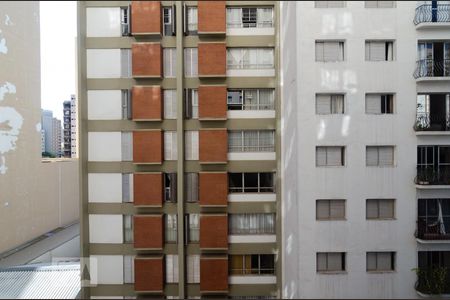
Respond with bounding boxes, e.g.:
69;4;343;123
88;132;122;161
86;7;121;37
88;173;122;203
88;90;122;120
282;1;421;298
90;255;124;284
89;214;123;244
86;49;121;78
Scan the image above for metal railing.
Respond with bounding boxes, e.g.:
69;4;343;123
414;112;450;131
415;266;450;295
416;217;450;240
230;268;275;275
414;4;450;25
414;59;450;78
227;103;275;111
416;166;450;185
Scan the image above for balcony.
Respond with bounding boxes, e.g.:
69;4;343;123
415;112;450;132
417;251;450;296
414;59;450;79
414;4;450;27
416;166;450;186
416;217;450;241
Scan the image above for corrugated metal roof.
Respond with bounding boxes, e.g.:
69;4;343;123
0;263;80;299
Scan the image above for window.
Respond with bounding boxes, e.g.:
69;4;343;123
121;89;132;120
164;173;177;202
187;255;200;283
315;41;345;62
165;214;177;243
366;199;395;220
226;7;274;28
227;48;275;69
166;255;179;283
188;214;199;242
366;146;394;166
316;146;345;166
229;173;275;193
163;7;175;36
230;255;275;275
418;199;450;238
123;255;135;284
228;130;275;152
184;173;198;202
185;89;198;119
186;7;198;35
164;90;177;119
120;6;130;36
123;215;133;243
365;94;394;114
121;132;132;161
315;94;344;114
120;49;132;78
229;213;275;235
122;173;133;203
365;41;394;61
185;131;199;160
227;89;275;110
365;1;395;8
164;131;177;160
316;200;346;220
315;1;346;8
367;252;395;272
163;48;177;78
184;48;198;77
316;252;346;272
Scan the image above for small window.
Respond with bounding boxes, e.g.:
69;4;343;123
121;132;132;161
165;214;178;243
123;215;133;243
317;252;346;272
366;199;395;220
120;6;130;36
316;200;346;220
163;48;177;78
185;89;198;119
367;252;395;271
365;94;394;114
315;41;344;62
366;146;394;166
185;131;199;160
229;254;275;275
315;1;346;8
163;7;175;36
184;173;198;202
228;173;275;193
122;173;133;203
164;131;177;160
188;213;199;242
187;255;200;283
164;90;177;119
316;94;344;114
166;254;179;283
184;48;198;77
120;49;132;78
123;255;135;284
365;41;394;61
164;173;177;202
365;1;395;8
316;146;345;166
186;7;198;35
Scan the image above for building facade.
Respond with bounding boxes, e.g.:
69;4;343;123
41;109;62;157
63;95;78;158
281;1;450;298
78;1;280;299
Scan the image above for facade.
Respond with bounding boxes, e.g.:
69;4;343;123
282;1;450;299
63;95;78;158
42;109;62;157
78;1;280;299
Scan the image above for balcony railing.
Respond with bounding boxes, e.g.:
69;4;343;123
414;112;450;131
416;217;450;240
415;266;450;295
414;4;450;25
416;166;450;185
414;59;450;79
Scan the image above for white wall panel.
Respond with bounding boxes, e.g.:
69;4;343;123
88;173;122;203
88;90;122;120
86;7;121;37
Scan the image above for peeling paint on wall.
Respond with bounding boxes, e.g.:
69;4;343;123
4;14;13;26
0;82;16;101
0;107;23;175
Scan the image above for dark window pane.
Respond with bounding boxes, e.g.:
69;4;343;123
428;199;438;216
418;199;427;217
229;173;243;192
244;173;258;192
259;173;274;192
442;199;450;216
251;255;259;274
439;146;450;164
260;255;275;274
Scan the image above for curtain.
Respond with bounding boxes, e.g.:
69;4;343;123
257;8;273;28
366;199;379;219
229;213;275;234
187;255;200;283
189;214;200;242
366;146;379;166
378;146;394;166
259;89;274;110
123;255;135;283
244;130;259;152
122;173;133;203
329;200;345;219
228;131;243;152
243;90;258;110
379;199;395;219
184;131;199;160
184;173;198;202
164;131;177;160
165;215;177;242
187;7;197;31
331;95;344;114
366;41;386;61
316;95;331;114
192;89;198;118
121;132;133;161
323;42;344;62
164;90;177;119
316;147;327;166
123;215;133;243
227;48;244;69
120;49;131;78
326;147;344;166
259;131;275;152
166;255;179;283
315;42;325;61
366;94;382;114
227;8;242;28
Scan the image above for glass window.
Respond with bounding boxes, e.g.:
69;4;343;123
227;48;274;69
163;48;177;78
229;213;275;235
367;252;395;271
366;199;395;220
165;214;177;243
316;252;346;272
187;7;198;34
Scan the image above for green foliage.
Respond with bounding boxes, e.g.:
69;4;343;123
414;266;448;295
42;151;56;158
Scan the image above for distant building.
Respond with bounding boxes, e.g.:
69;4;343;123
62;95;78;158
41;109;62;157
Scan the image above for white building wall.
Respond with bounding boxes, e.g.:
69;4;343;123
282;1;420;298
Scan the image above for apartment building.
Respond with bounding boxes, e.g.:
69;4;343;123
41;109;62;157
63;95;78;158
282;1;450;298
78;1;280;298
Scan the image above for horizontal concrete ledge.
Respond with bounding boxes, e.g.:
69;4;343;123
415;131;450;136
415;184;450;190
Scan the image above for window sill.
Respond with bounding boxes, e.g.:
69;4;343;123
367;270;396;274
317;271;347;275
366;218;396;221
316;218;347;221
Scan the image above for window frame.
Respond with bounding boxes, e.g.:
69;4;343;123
316;252;346;273
315;146;346;167
366;145;395;167
228;172;275;193
316;199;346;220
227;89;275;111
315;94;345;115
165;214;178;243
366;199;396;220
229;254;275;275
315;41;345;62
366;252;396;272
228;130;275;153
163;48;177;78
226;7;274;29
365;40;395;61
227;48;275;70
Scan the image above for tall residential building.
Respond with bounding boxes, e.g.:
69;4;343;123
41;109;62;157
281;1;450;298
78;1;280;299
63;95;78;158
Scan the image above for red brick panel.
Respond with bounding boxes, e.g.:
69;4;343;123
134;215;163;249
199;129;227;164
131;1;161;35
198;86;227;120
132;43;162;78
198;1;226;34
200;215;228;249
198;43;226;77
134;173;163;207
134;257;164;293
133;131;163;164
199;172;228;207
132;86;162;121
200;257;228;293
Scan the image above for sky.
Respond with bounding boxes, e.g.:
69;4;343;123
40;1;77;121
